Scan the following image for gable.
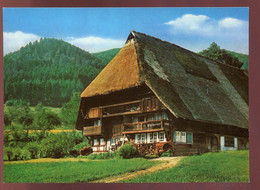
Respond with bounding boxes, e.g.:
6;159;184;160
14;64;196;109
81;39;142;98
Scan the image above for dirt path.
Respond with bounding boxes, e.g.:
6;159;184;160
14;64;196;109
92;156;183;183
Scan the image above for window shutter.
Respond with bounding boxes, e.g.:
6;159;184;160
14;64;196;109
173;131;176;142
187;132;192;143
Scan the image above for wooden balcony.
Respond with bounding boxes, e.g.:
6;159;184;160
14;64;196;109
83;126;102;136
85;96;166;119
122;119;170;134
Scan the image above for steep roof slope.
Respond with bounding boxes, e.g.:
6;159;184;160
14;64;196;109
81;40;141;97
81;31;248;129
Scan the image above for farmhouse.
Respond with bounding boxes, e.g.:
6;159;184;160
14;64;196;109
76;31;248;156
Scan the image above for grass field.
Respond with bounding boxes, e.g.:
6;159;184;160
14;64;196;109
3;158;156;183
122;150;249;183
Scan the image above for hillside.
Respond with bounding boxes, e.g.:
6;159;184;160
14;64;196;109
225;50;249;70
92;48;121;65
198;42;248;70
4;38;120;107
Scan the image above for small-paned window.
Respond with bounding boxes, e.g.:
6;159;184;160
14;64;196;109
174;131;192;144
135;134;141;144
159;132;165;142
141;133;146;143
147;133;153;143
153;132;158;143
225;136;234;147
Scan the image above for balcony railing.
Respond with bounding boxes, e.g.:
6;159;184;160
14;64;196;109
123;119;170;134
85;97;166;119
83;126;102;136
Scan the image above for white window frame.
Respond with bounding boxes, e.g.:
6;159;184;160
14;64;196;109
100;138;105;145
153;132;158;143
135;134;141;144
141;133;146;144
147;133;153;143
93;139;98;146
159;132;166;142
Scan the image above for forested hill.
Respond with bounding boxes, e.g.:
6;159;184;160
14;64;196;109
225;50;249;70
92;48;121;66
4;38;120;107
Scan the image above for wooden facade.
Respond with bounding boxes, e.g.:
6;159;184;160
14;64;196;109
77;86;248;155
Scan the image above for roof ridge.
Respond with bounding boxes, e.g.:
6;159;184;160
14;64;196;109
131;31;247;72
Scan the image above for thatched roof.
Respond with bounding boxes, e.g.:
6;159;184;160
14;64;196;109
81;31;248;129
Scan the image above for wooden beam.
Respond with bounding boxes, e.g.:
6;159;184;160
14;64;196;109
122;128;164;134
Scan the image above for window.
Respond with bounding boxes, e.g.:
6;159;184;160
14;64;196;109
100;138;105;145
111;139;116;145
225;136;234;147
94;120;101;126
141;134;146;143
154;113;161;120
174;131;192;144
147;133;153;143
135;134;141;144
93;139;98;146
153;132;158;143
162;112;168;120
159;132;165;142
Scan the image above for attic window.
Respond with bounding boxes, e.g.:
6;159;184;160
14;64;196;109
174;50;218;82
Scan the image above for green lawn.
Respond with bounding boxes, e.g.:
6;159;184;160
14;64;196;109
3;158;155;183
123;150;249;183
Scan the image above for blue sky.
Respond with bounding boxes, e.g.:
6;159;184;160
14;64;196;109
3;8;249;55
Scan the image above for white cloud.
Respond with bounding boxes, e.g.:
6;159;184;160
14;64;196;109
165;14;215;34
218;17;246;29
4;31;41;55
165;14;248;36
66;36;125;53
164;14;249;54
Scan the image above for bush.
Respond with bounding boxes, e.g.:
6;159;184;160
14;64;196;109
118;144;138;159
20;149;31;160
87;152;119;160
13;148;21;161
26;142;39;159
11;127;29;143
4;133;10;144
4;113;11;126
40;132;82;158
160;152;173;157
70;140;89;157
34;109;61;132
4;147;13;161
